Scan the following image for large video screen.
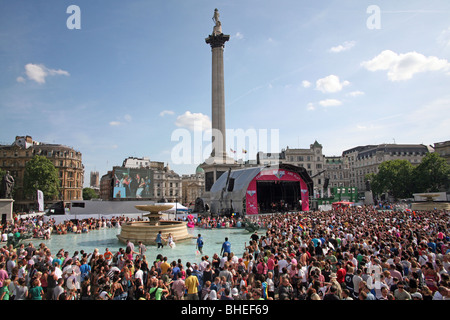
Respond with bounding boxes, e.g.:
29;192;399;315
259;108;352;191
113;167;154;199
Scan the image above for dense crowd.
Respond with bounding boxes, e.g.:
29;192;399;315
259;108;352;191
0;205;449;301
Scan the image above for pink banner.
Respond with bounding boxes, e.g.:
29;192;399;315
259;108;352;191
246;169;309;214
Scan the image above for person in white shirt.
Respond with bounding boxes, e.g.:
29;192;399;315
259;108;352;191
432;286;449;300
219;252;228;270
277;254;288;273
54;262;63;280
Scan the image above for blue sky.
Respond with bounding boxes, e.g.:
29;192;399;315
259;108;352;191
1;0;450;186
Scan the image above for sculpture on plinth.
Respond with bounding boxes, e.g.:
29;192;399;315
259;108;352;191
1;171;14;199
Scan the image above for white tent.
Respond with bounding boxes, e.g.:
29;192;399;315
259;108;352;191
158;202;194;221
158;202;189;212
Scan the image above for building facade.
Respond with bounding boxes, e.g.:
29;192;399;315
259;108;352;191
90;171;100;189
283;142;325;197
181;166;205;206
152;163;182;202
0;136;84;211
323;156;351;188
343;144;430;192
434;140;450;165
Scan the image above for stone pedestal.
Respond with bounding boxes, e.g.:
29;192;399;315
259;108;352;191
364;191;374;205
0;199;14;223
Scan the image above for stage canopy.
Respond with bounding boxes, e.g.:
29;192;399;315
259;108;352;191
209;164;313;215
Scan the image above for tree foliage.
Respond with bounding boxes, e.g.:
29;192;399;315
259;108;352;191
368;153;450;199
413;152;450;192
23;155;60;200
83;187;99;200
371;159;415;199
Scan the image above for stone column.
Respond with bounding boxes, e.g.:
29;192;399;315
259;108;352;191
206;29;229;163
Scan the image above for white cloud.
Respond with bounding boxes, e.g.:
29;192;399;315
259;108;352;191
175;111;211;131
316;75;350;93
234;32;244;40
437;27;450;48
347;90;365;97
160;110;175;117
329;41;355;53
124;114;132;122
23;63;70;84
16;76;26;83
361;50;450;81
319;99;342;107
109;114;132;126
301;80;311;88
306;102;315;111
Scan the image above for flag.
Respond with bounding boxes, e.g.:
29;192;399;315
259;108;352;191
242;149;247;154
230;148;236;154
37;190;44;212
298;223;305;231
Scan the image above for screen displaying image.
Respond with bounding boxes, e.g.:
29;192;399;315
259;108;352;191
113;167;153;199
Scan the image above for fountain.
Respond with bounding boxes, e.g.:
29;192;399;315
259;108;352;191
411;193;450;211
117;204;194;245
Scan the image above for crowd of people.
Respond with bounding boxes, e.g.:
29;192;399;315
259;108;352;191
0;205;449;301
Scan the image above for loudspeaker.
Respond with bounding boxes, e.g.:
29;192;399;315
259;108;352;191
227;178;235;191
323;178;329;189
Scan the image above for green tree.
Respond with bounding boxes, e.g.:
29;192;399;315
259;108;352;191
23;155;60;200
413;152;450;192
372;160;415;199
83;187;99;200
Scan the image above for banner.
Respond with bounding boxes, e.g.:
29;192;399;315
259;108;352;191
37;190;44;212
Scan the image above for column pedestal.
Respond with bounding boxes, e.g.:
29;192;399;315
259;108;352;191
0;199;14;223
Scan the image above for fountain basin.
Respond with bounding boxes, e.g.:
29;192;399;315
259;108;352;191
117;220;194;245
116;204;194;245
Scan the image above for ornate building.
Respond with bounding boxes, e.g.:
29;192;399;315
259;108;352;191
0;136;84;211
434;140;450;165
181;166;205;206
343;143;430;193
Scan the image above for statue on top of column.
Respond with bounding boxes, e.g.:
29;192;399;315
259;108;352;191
212;8;222;35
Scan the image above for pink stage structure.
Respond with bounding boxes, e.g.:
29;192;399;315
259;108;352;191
209;164;313;216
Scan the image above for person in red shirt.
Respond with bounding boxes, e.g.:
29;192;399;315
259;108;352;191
104;248;113;265
336;262;346;284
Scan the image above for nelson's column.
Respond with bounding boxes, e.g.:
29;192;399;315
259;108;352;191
201;9;241;196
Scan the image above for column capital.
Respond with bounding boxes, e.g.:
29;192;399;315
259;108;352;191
205;33;230;48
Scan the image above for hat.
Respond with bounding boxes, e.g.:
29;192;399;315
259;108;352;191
231;288;239;296
330;273;337;279
411;292;423;299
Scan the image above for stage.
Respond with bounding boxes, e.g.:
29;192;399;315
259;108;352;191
209;164;313;216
